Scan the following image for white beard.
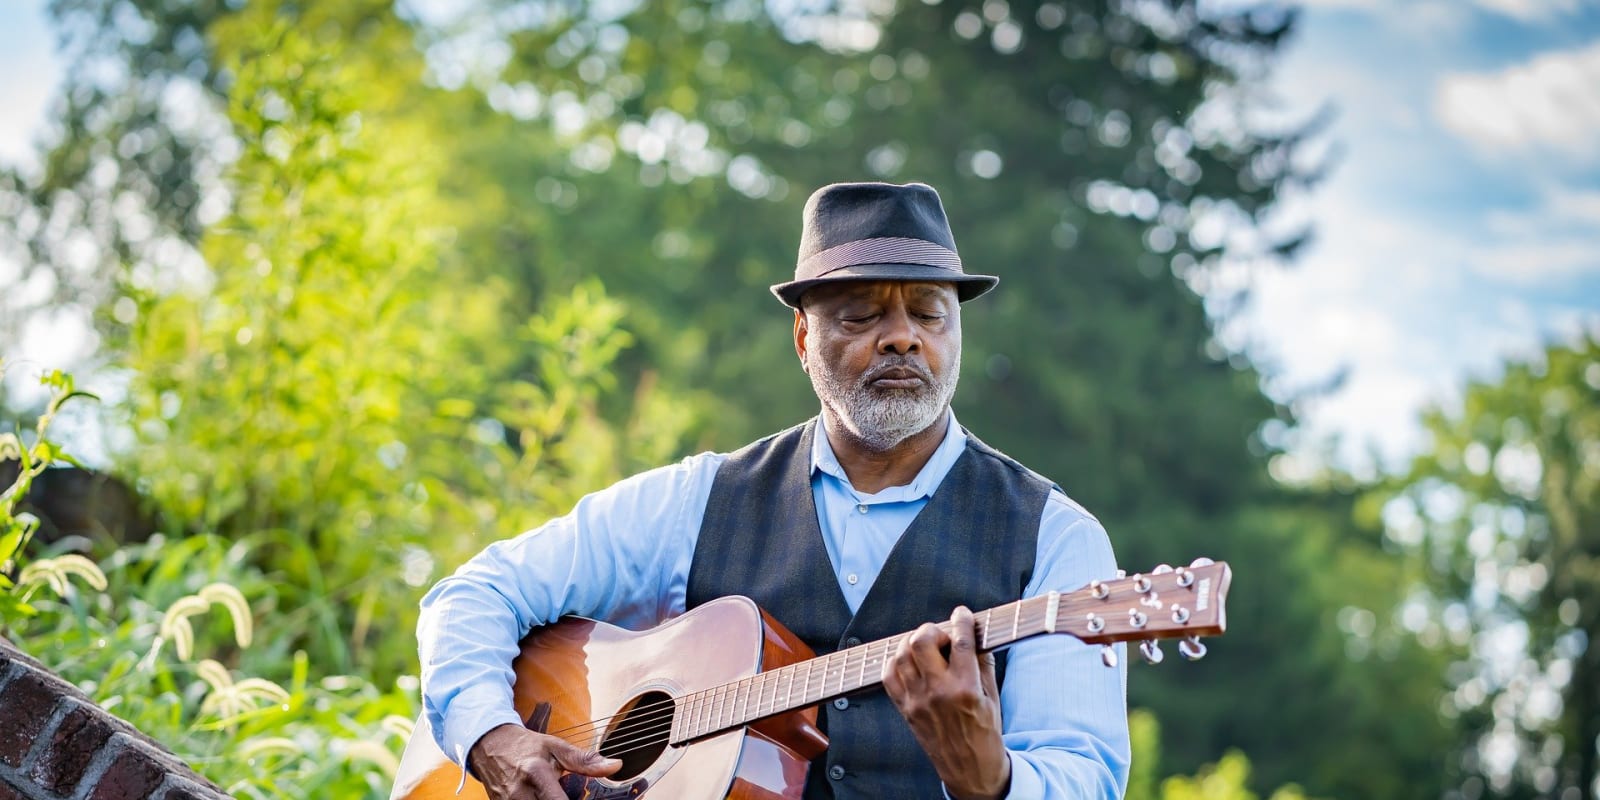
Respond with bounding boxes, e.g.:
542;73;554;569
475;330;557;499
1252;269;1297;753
809;350;960;451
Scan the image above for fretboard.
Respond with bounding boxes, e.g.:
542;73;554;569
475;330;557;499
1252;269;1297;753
668;592;1061;744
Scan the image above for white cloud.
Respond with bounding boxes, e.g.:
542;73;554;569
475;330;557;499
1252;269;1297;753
1434;40;1600;160
1474;183;1600;283
1470;0;1585;23
1470;240;1600;284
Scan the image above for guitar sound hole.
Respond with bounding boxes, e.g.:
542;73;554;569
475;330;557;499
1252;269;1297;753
598;690;674;781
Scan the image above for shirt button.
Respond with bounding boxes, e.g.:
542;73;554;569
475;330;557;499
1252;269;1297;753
856;504;868;514
845;636;862;647
846;573;858;585
833;697;849;710
828;765;846;781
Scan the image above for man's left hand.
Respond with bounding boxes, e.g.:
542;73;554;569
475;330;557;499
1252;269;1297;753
882;605;1011;800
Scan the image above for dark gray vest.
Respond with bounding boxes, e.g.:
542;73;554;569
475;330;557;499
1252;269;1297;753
686;419;1050;799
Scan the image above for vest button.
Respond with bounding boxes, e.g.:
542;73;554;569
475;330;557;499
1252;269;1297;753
844;636;861;647
833;697;849;710
828;765;846;781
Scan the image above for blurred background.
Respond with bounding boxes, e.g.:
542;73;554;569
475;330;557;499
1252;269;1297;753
0;0;1597;798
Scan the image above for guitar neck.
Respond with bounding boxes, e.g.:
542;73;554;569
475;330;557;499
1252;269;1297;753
667;560;1228;745
669;595;1057;744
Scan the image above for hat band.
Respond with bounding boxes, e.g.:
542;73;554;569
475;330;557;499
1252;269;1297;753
798;236;963;279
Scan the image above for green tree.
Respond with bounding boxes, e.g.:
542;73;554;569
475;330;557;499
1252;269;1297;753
114;6;686;678
1374;333;1600;799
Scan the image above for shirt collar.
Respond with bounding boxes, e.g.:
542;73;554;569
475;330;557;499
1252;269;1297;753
811;408;968;501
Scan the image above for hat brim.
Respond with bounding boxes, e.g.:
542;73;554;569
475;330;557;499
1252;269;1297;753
770;264;999;309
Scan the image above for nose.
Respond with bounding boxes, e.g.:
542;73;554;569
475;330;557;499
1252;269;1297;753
877;304;920;355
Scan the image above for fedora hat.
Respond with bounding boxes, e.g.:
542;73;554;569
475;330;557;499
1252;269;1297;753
770;182;999;308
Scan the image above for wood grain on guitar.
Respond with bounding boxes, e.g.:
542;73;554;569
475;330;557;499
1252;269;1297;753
390;559;1230;800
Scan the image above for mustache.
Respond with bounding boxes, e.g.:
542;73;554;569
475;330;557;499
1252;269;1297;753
863;358;933;385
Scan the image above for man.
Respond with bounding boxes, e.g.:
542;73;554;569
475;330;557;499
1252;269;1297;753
418;182;1130;799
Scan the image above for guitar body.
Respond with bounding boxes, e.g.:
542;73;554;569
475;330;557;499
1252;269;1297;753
391;596;829;800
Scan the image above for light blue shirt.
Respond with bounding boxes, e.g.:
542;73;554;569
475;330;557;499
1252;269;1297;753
418;411;1130;798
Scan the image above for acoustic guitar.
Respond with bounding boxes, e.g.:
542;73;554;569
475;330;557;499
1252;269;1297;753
391;559;1230;800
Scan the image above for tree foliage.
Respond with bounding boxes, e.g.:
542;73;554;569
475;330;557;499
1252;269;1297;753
1372;333;1600;799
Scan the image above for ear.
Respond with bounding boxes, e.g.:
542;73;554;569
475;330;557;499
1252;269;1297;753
793;309;809;373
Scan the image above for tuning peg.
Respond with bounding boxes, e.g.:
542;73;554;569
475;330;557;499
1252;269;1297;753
1100;645;1118;668
1151;563;1174;575
1175;567;1195;588
1189;557;1215;568
1139;640;1164;665
1178;636;1207;661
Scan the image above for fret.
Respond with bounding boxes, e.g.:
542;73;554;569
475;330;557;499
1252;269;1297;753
761;671;776;717
847;645;862;693
979;610;991;650
857;642;869;688
745;677;758;724
687;692;701;739
1011;600;1021;642
730;678;745;726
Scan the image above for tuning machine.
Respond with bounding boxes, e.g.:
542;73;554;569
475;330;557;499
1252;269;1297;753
1100;645;1118;667
1178;635;1207;661
1139;640;1164;665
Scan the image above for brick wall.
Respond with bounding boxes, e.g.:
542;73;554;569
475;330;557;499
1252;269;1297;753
0;637;230;800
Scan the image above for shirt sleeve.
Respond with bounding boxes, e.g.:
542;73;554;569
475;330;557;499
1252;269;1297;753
946;490;1132;800
416;451;723;768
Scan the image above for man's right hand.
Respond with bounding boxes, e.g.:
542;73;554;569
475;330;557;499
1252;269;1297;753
468;723;622;800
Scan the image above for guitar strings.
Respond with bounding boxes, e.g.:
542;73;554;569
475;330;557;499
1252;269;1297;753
533;605;1067;753
535;633;915;747
543;586;1206;769
556;635;904;758
541;604;1062;748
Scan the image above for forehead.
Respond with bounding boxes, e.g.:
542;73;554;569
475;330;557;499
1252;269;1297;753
802;280;958;307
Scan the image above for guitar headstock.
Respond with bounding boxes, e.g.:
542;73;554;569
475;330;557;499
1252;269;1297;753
1056;558;1230;667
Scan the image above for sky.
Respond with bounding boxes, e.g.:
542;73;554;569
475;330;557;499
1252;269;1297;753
1216;0;1600;476
1;0;1598;476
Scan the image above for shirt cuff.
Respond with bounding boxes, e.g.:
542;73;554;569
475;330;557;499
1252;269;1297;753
941;751;1040;800
441;682;525;772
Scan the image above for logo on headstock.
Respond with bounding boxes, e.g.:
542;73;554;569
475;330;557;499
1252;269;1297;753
1196;578;1211;611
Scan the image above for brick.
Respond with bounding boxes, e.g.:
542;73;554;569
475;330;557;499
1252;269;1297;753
28;701;115;795
0;671;59;767
0;776;26;800
86;745;166;800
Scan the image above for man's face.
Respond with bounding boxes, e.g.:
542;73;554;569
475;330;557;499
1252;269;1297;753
795;280;962;451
